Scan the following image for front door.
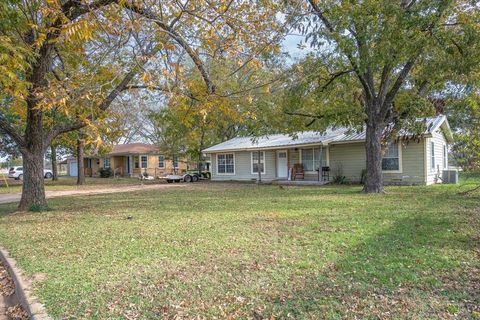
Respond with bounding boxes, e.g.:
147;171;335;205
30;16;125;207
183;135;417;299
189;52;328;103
276;150;288;178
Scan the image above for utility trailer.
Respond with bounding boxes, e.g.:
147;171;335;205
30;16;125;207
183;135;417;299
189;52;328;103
164;173;200;183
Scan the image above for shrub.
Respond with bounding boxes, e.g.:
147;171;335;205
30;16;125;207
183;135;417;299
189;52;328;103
332;162;348;184
99;167;112;178
333;175;348;184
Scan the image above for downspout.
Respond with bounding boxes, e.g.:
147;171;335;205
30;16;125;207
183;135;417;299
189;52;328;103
424;138;428;185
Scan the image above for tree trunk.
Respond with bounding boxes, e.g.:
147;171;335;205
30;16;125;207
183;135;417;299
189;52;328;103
198;129;205;175
197;152;202;175
50;145;58;181
77;137;85;185
18;97;48;211
19;151;47;211
363;119;385;193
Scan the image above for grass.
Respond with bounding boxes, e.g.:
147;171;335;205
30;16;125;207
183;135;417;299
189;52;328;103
0;180;479;319
0;176;162;194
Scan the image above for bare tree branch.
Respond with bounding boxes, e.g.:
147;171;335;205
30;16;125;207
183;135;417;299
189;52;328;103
45;67;139;146
306;0;373;100
0;116;25;151
123;2;215;94
284;111;325;119
319;69;354;92
384;57;418;107
306;0;334;32
62;0;117;20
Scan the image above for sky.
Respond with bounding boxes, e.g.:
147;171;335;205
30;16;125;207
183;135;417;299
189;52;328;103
281;34;312;61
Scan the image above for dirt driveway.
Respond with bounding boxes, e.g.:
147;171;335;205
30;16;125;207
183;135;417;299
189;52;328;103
0;183;186;205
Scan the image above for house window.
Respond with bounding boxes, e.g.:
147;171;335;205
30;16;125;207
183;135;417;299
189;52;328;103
141;155;148;168
217;153;235;174
134;156;139;169
382;142;400;171
251;151;265;174
301;148;326;171
443;145;447;169
158;155;165;168
173;155;179;168
104;158;111;168
431;142;435;170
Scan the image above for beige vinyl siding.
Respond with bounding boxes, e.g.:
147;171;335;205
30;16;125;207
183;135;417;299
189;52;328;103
211;151;276;181
210;139;430;185
329;140;426;185
288;149;300;167
425;128;449;185
383;140;425;184
329;142;366;183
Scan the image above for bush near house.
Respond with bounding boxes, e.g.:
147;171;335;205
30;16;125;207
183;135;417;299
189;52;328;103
99;167;113;178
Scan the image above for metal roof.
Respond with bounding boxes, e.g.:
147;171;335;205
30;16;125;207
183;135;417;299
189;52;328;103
203;115;450;153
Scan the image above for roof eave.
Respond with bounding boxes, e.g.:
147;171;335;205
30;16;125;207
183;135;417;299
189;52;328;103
202;141;328;153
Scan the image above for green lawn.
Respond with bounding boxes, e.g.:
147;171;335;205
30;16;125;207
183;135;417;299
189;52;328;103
0;180;479;319
0;176;163;194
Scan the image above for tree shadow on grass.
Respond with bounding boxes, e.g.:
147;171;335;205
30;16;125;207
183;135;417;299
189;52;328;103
267;197;480;319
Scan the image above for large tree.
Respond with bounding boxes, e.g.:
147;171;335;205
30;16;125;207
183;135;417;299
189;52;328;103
146;53;286;172
285;0;479;192
0;0;282;210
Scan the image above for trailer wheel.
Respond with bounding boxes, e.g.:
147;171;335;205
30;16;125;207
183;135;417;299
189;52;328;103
166;179;173;183
192;175;199;182
183;174;192;183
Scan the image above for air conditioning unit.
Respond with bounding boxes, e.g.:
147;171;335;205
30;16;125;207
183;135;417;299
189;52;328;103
442;170;459;184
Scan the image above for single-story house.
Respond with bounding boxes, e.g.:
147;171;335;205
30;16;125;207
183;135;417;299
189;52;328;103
67;143;187;178
202;115;453;185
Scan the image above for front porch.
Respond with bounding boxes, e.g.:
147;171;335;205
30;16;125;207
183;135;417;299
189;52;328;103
273;146;331;182
83;155;179;178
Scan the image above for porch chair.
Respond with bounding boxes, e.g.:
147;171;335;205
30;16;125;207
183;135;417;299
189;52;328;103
293;163;305;180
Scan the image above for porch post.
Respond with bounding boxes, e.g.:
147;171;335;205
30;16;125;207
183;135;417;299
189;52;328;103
318;145;323;182
129;155;133;177
257;150;261;183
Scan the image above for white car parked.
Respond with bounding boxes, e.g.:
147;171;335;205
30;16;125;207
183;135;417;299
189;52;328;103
8;166;53;180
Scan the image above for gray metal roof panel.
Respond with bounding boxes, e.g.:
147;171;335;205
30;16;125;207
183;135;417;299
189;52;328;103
203;115;447;153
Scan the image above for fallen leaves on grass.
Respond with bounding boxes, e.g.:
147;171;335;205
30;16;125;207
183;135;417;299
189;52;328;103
0;263;14;296
6;305;28;320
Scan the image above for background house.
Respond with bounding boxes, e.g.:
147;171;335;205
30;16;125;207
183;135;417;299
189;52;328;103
203;115;453;185
67;143;187;178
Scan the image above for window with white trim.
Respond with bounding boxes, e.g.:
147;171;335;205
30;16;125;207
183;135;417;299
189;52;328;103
431;142;435;170
382;142;400;171
158;155;165;168
217;153;234;174
301;148;326;171
134;156;140;169
251;151;265;174
141;155;148;168
443;145;447;169
104;158;111;168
